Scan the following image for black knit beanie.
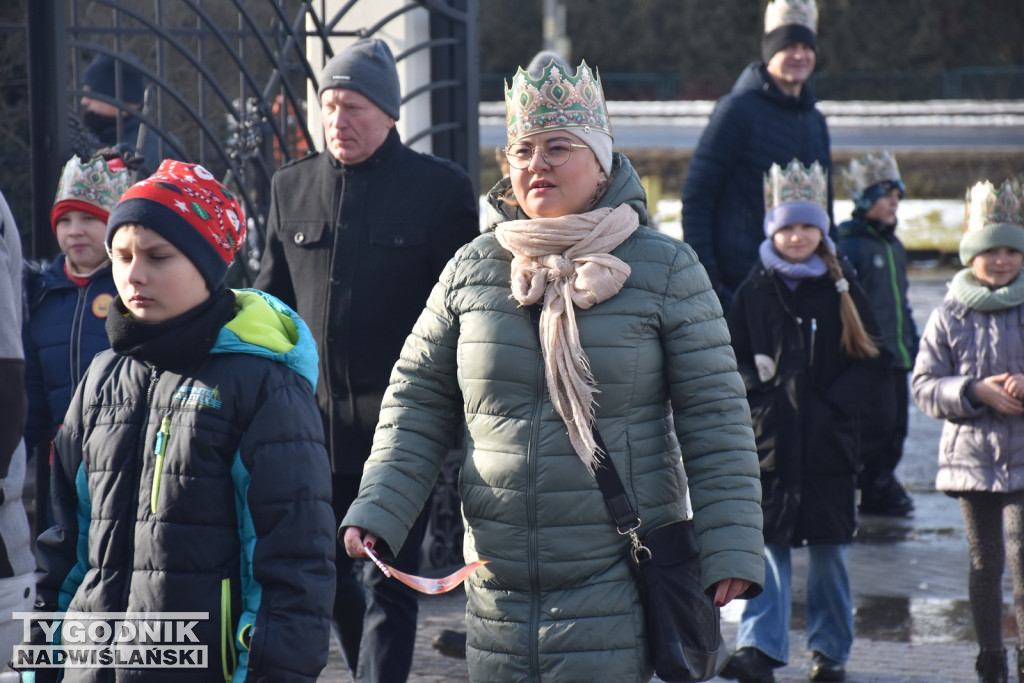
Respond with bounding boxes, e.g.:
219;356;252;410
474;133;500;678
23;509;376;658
762;24;818;63
317;38;401;121
83;55;146;103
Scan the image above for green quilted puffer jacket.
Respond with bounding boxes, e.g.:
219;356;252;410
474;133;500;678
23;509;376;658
343;153;764;682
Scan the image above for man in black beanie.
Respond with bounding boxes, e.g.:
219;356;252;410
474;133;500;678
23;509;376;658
76;54;175;176
254;37;479;683
682;0;834;314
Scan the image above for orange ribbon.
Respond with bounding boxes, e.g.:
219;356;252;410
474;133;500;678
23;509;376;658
363;544;489;594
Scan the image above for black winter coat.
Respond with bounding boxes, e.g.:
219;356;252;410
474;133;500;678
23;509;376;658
254;129;479;473
838;217;919;370
683;63;833;310
727;260;888;546
23;257;116;452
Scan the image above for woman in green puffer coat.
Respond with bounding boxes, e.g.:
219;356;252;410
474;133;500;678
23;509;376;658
341;59;765;682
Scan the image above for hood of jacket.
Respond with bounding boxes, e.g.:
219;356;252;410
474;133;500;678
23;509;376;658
213;288;319;390
732;61;818;111
484;151;650;231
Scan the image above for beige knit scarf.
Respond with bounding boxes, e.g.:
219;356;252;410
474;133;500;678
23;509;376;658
495;203;640;470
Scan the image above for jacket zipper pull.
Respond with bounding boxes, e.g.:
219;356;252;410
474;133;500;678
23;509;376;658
151;416;171;514
809;318;817;366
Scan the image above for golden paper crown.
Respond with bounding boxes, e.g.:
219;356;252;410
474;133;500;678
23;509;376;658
53;155;132;215
966;179;1024;231
504;59;611;143
764;159;828;212
764;0;818;34
842;151;902;198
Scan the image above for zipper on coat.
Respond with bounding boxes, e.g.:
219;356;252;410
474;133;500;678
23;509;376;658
221;577;237;682
122;366;160;610
527;305;545;680
68;281;91;384
150;416;171;514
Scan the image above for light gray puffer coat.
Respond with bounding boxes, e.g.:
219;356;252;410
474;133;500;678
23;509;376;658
343;154;764;682
912;291;1024;493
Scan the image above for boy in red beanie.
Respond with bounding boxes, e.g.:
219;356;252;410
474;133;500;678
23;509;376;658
23;160;335;681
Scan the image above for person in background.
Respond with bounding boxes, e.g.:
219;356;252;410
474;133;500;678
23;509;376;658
724;160;888;683
912;179;1024;683
682;0;832;311
340;57;764;682
0;190;35;679
26;160;335;682
253;37;479;682
838;151;918;517
75;54;176;176
22;151;132;526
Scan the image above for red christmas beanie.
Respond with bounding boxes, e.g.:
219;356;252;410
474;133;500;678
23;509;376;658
106;160;246;290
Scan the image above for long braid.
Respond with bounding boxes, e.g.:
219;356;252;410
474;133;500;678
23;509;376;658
818;243;880;359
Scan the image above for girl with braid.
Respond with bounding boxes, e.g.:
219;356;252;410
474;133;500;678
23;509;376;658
724;160;888;683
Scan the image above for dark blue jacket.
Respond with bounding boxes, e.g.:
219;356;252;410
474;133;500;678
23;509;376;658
838;216;919;370
23;256;117;452
682;62;834;310
35;290;335;682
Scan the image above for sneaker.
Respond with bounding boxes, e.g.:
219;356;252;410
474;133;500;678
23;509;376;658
859;483;914;517
431;629;466;659
719;647;776;683
809;650;845;681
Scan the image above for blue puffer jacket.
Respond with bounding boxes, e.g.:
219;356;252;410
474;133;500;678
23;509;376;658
34;290;335;682
682;62;833;310
23;256;117;452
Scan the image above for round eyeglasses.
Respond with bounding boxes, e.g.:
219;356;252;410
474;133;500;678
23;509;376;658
504;140;591;169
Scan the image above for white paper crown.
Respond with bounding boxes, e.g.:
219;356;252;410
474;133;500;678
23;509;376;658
53;155;132;215
764;0;818;34
504;59;611;143
764;159;828;212
842;151;902;198
966;179;1024;232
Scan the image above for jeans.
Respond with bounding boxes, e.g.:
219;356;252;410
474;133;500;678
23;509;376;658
333;473;432;683
736;543;854;665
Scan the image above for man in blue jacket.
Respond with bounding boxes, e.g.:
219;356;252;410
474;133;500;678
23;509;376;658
682;0;833;313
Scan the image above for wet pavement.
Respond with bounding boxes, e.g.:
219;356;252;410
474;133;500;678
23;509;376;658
316;269;1002;681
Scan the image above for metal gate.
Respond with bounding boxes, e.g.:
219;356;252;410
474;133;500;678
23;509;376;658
27;0;479;282
26;0;478;570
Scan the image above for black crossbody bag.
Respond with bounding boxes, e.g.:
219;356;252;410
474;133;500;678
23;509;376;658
591;428;728;682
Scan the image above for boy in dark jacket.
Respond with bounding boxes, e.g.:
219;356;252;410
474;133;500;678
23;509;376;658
25;160;335;682
838;151;918;517
23;152;131;527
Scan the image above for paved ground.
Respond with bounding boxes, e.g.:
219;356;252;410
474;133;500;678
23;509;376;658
319;271;996;682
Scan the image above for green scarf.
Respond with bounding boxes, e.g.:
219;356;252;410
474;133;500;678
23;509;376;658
949;268;1024;312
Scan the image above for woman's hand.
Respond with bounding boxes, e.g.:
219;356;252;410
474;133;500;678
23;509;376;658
974;373;1024;415
1003;373;1024;401
342;526;379;559
713;578;752;607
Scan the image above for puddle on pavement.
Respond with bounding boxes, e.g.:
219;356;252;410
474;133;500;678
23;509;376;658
783;596;1019;643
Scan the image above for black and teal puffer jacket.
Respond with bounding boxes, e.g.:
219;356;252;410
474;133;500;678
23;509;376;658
34;290;335;682
343;154;764;682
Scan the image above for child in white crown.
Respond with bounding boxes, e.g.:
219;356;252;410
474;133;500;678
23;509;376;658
724;160;888;683
912;179;1024;683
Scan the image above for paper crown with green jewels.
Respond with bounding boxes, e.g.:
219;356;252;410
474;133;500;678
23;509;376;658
764;159;829;212
53;155;132;217
504;59;612;144
764;0;818;34
966;179;1024;231
842;151;903;198
960;179;1024;264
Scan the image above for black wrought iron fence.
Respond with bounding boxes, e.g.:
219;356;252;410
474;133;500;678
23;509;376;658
27;0;478;287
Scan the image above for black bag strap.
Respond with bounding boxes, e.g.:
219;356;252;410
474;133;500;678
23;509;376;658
591;428;641;534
